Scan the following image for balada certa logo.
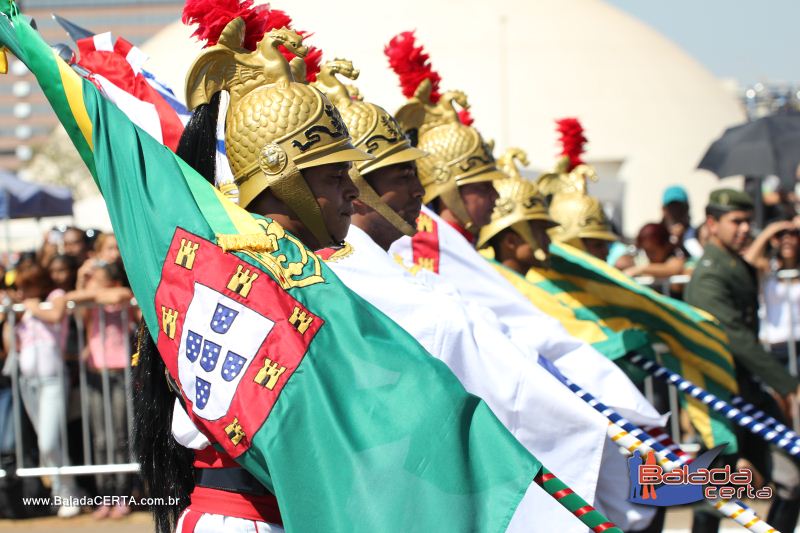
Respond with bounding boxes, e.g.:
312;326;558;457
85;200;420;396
628;445;772;506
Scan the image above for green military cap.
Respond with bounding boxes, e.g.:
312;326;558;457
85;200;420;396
707;188;754;212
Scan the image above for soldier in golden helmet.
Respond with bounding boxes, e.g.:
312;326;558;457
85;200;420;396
538;123;617;261
182;21;372;250
395;85;505;240
313;61;629;533
384;35;505;243
134;9;371;533
477;148;557;273
314;58;427;250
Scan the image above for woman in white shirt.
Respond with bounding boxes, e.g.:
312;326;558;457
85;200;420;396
746;219;800;363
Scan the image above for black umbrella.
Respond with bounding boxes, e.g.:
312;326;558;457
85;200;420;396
698;112;800;188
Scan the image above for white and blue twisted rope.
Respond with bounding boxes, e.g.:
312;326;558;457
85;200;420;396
628;354;800;457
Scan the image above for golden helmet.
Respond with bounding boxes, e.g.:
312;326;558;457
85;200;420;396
185;20;371;246
477;148;555;250
547;194;616;247
540;163;616;246
314;58;427;236
395;82;506;230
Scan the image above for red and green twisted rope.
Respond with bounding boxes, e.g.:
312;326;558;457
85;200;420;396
535;468;622;532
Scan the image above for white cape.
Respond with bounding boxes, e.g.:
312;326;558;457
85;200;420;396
327;225;610;533
390;206;663;427
390;207;661;529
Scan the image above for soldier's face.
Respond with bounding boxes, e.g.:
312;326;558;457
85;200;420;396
709;210;752;252
459;181;499;229
303;162;359;244
582;238;610;260
365;162;424;228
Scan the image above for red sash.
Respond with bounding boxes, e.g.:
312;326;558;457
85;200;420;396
411;213;441;273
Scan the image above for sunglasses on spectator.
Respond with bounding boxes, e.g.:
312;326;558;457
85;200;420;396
776;229;800;238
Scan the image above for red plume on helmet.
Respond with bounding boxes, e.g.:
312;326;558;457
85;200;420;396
555;117;587;172
182;0;321;82
384;31;442;103
457;109;474;126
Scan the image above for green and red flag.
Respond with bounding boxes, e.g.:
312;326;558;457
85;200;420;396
531;242;739;453
0;4;542;530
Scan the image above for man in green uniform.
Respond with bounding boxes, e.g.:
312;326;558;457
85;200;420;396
686;188;800;532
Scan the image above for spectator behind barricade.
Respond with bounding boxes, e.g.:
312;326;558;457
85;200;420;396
6;263;80;518
48;255;79;293
762;176;798;225
94;233;120;264
624;223;687;285
39;227;64;268
46;253;90;488
0;261;10;462
8;251;38;288
76;233;123;292
63;227;90;265
662;185;703;259
67;260;134;519
743;218;800;366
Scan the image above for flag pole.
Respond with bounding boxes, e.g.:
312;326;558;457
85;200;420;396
602;420;778;533
628;354;800;457
534;467;623;533
562;375;779;533
731;396;800;446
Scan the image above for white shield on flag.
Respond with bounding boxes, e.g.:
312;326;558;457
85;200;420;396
178;283;274;421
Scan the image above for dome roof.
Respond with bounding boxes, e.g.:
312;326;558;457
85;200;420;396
141;0;745;234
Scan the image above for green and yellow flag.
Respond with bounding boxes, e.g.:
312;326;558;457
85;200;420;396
491;242;738;452
0;5;541;530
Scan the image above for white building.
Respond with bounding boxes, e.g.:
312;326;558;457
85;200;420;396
35;0;748;239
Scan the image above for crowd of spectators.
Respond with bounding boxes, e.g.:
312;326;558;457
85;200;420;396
610;185;800;308
0;226;137;520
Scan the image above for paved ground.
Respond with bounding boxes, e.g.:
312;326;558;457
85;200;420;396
0;512;151;531
0;501;787;532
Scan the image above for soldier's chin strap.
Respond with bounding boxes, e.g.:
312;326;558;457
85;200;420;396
510;220;550;265
271;165;336;247
440;186;477;233
349;167;416;237
236;157;335;248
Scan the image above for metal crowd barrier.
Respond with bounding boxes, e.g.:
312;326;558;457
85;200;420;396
0;298;140;482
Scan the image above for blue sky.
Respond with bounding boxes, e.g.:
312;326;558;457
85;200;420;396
606;0;799;85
